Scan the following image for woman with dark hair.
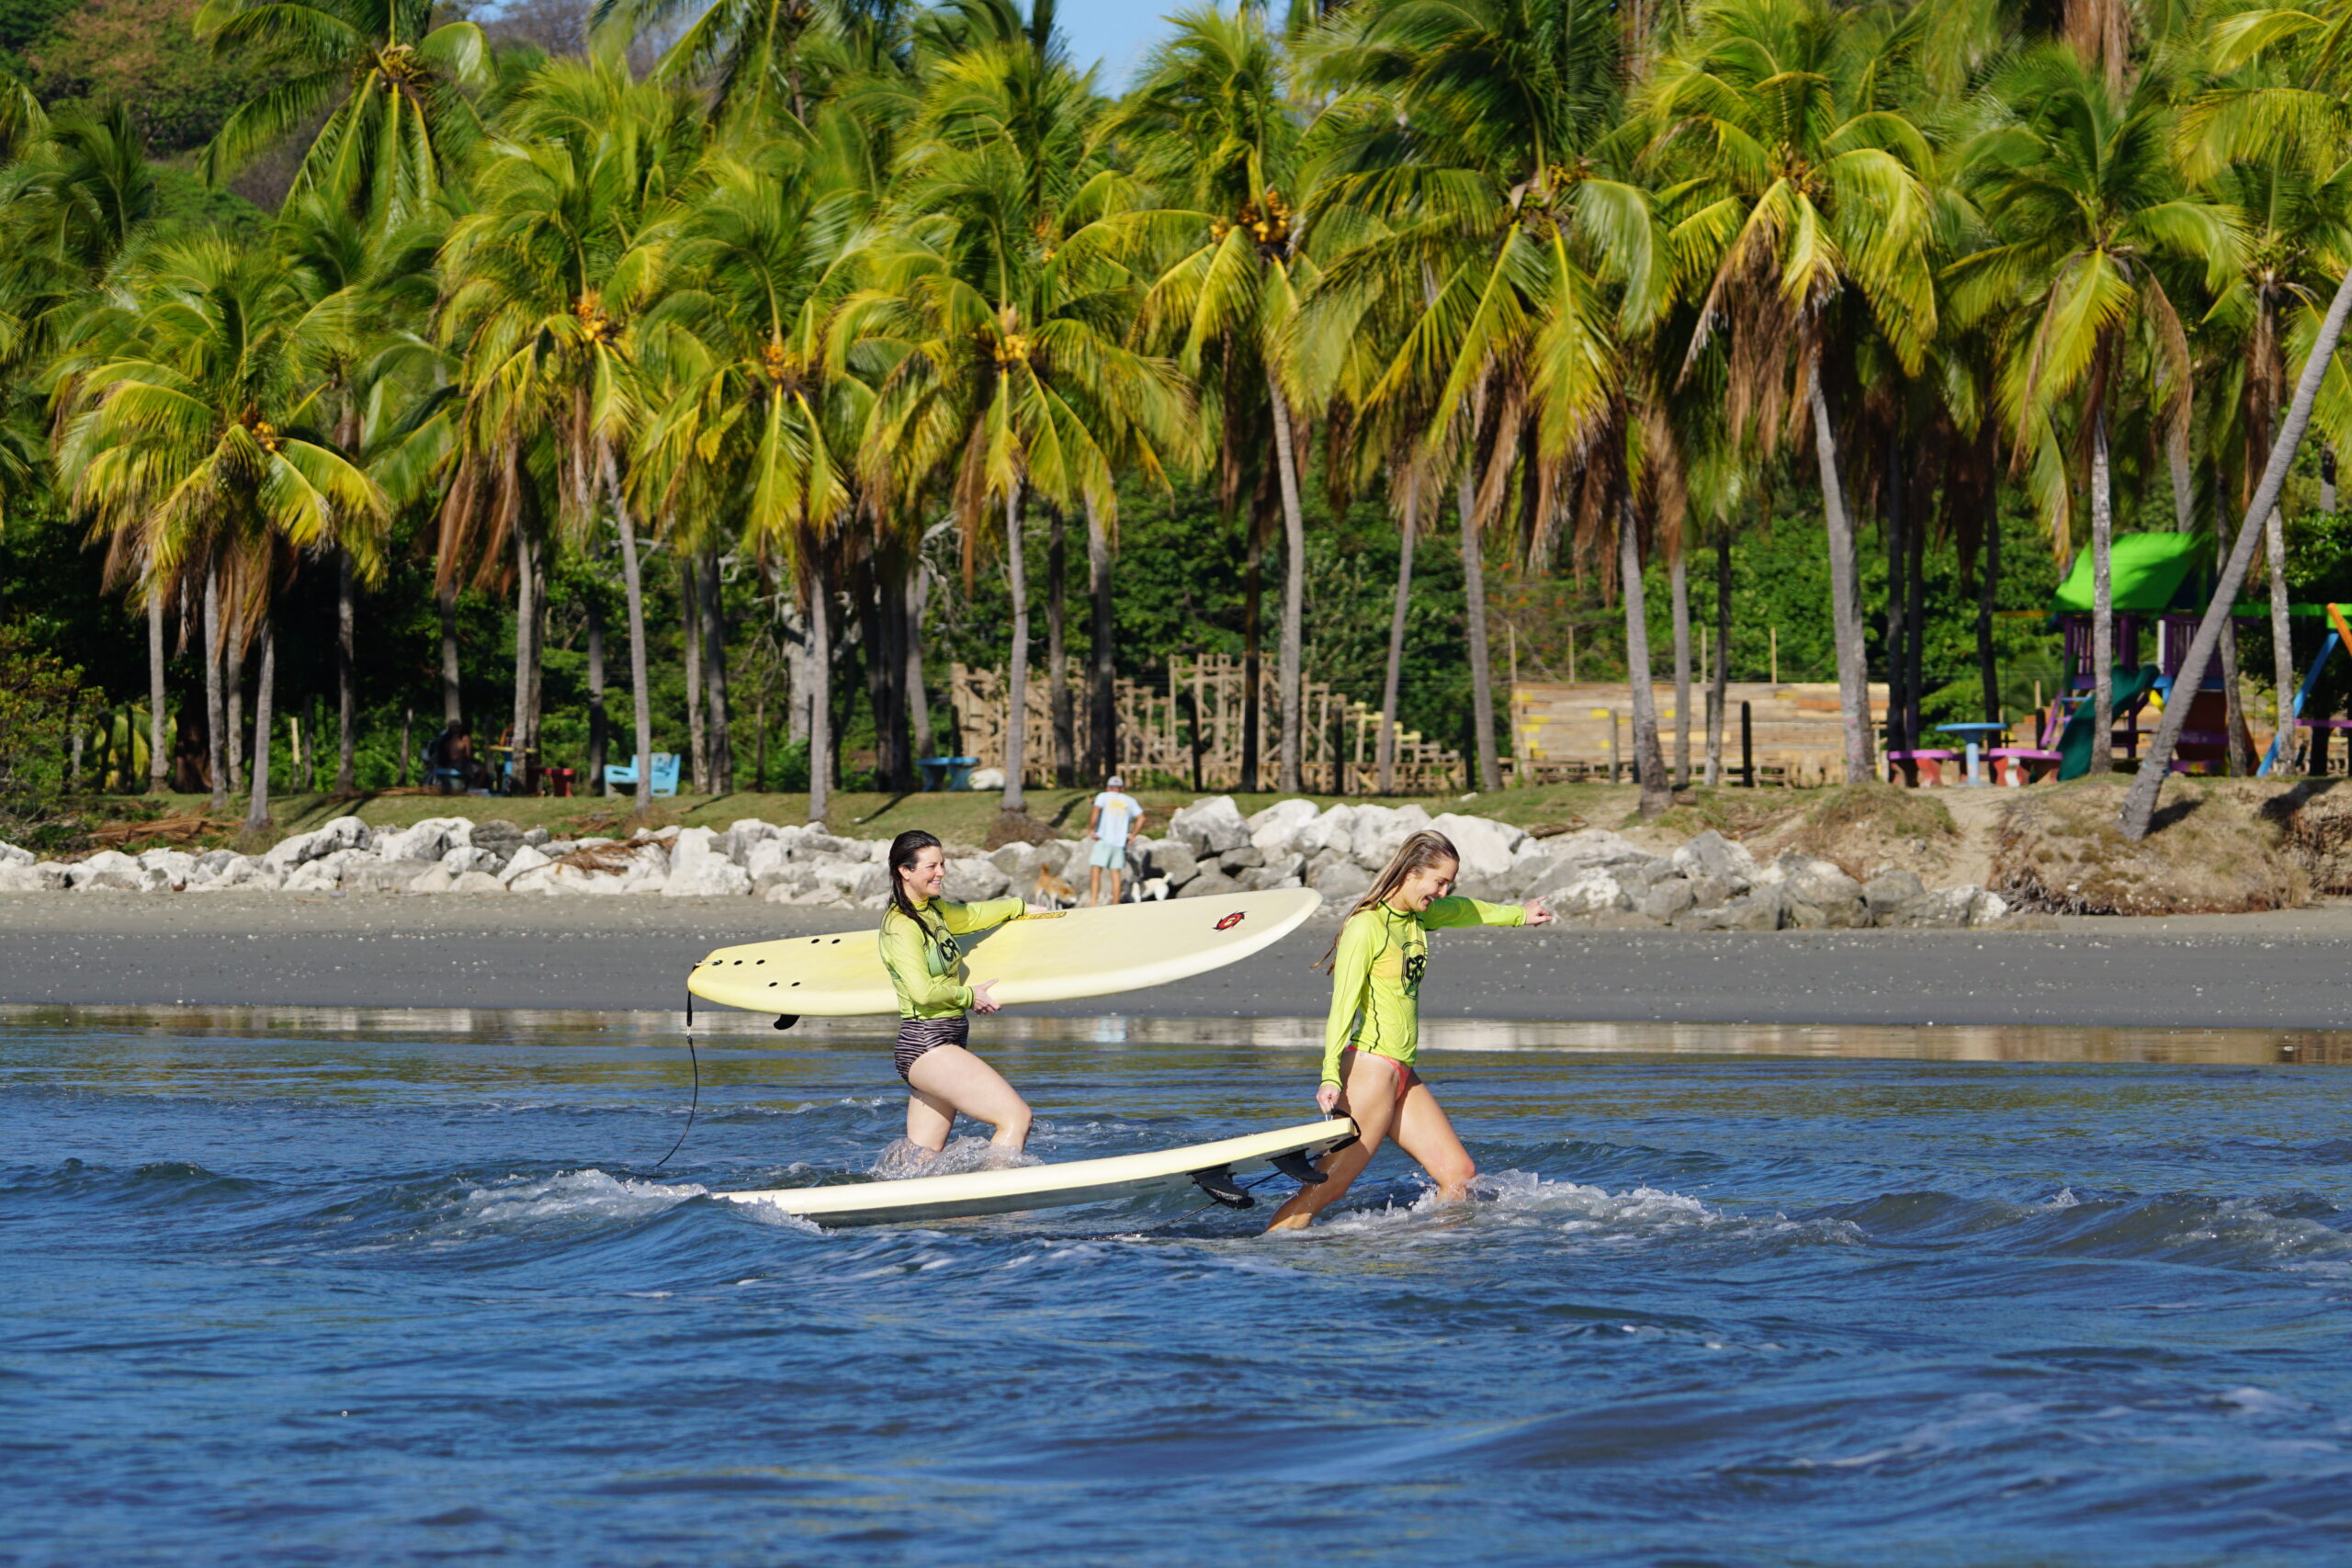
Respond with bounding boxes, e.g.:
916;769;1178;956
1264;829;1553;1231
878;829;1052;1158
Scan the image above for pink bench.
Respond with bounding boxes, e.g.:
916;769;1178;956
1885;750;1958;786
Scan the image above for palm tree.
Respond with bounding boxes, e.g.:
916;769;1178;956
1122;2;1323;793
57;239;386;829
1642;0;1939;784
437;58;705;815
194;0;490;234
1308;0;1652;793
847;19;1189;818
1950;46;2238;774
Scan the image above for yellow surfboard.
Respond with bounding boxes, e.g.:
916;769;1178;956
687;886;1323;1018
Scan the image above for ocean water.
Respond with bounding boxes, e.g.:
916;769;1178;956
5;1008;2351;1566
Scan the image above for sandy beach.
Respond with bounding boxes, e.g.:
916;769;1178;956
6;892;2351;1025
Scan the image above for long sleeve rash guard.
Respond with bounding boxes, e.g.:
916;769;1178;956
1321;897;1526;1088
878;897;1026;1019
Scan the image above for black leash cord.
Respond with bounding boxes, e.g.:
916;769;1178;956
651;1033;699;1170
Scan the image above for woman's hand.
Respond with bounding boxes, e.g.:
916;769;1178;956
971;979;1002;1015
1024;901;1057;915
1316;1082;1342;1114
1521;897;1554;927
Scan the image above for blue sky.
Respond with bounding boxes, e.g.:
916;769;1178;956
1059;1;1178;92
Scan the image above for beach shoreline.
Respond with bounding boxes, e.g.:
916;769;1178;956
6;892;2350;1026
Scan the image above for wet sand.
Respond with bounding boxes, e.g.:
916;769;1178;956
4;893;2350;1026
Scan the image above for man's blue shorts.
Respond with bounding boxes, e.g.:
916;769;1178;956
1089;838;1128;870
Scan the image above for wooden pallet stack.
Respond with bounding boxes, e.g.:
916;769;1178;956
1509;681;1889;786
948;656;1465;793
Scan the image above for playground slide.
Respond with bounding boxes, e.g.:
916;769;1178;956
2056;664;2164;780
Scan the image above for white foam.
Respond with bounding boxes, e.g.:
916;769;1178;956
458;1168;704;1225
869;1136;1041;1180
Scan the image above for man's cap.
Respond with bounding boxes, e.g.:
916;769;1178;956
1106;775;1125;789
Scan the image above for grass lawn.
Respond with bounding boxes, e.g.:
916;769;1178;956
40;776;1848;856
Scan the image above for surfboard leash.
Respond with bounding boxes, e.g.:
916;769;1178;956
652;1021;700;1171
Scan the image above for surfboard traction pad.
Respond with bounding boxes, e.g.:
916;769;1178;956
715;1117;1360;1227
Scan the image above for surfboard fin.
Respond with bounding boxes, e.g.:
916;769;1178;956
773;1014;799;1031
1189;1166;1255;1209
1269;1152;1328;1185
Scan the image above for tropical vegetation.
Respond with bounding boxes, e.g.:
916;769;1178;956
9;0;2352;844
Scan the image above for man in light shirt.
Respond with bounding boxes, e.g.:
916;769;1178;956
1085;774;1147;907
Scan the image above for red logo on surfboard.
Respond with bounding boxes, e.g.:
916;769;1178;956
1216;911;1247;931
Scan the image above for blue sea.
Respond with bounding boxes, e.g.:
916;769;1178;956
4;1008;2349;1566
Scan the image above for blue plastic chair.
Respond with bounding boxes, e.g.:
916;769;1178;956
917;755;979;791
604;752;681;796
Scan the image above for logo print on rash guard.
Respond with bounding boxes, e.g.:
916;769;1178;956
1402;948;1428;996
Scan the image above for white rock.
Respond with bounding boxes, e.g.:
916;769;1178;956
721;818;778;865
281;860;340;893
407;866;458;894
1348;803;1432;868
944;856;1012;901
137;848;198;889
1428;813;1528;891
969;766;1006;790
744;838;797;896
263;815;373;869
1671;830;1758;890
662;845;752;897
69;851;167;892
1295;805;1357;858
1542;829;1649;869
1170;795;1250;855
0;841;33;866
1548;869;1633;917
373;817;470;863
454;871;508;894
1247;797;1321;854
438;846;500;876
1970;888;2011;926
0;862;44;891
500;845;553;885
33;862;72;891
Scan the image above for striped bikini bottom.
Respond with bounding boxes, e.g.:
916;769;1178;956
893;1014;970;1082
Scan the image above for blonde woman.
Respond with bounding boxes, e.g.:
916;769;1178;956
878;830;1052;1158
1265;829;1553;1231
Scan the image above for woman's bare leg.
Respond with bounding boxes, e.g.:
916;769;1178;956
1263;1051;1403;1232
903;1043;1031;1151
1390;1080;1476;1201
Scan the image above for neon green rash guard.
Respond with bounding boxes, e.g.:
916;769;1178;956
878;897;1026;1019
1322;896;1526;1088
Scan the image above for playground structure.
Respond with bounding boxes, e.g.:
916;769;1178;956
2257;602;2352;777
1510;682;1889;786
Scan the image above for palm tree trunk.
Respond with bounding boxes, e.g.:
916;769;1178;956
243;613;275;831
1002;479;1030;815
1807;371;1876;782
1047;503;1073;787
146;590;166;795
1458;474;1501;792
1886;446;1910;755
906;568;933;762
1242;506;1262;792
1670;545;1691;789
335;547;356;794
2262;457;2296;773
703;547;732;794
1268;372;1308;795
1978;483;2001;723
2123;265;2352;830
1380;478;1417;795
682;549;707;790
514;526;538;788
1086;494;1114;782
807;563;832;827
601;442;653;816
204;567;226;812
225;613;246;797
2089;406;2115;775
1906;469;1926;750
1621;498;1669;818
586;593;608;792
1706;531;1731;784
2324;445;2338;513
438;581;461;726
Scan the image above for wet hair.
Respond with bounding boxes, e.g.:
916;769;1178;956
1318;829;1461;970
886;829;945;929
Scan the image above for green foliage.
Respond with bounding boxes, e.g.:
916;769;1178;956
0;621;96;837
24;0;282;154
